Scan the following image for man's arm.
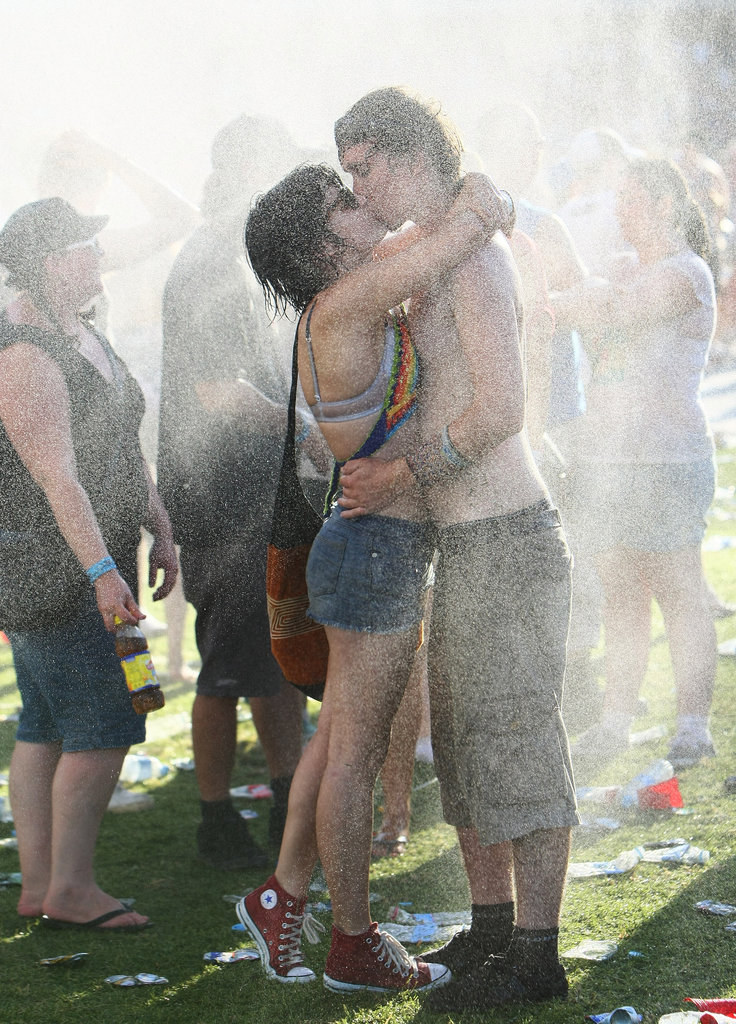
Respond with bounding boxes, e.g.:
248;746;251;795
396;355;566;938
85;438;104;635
443;246;526;460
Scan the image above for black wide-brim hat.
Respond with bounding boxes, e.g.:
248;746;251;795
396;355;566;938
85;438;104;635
0;197;109;274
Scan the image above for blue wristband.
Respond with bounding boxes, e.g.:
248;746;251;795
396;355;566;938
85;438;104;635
86;556;117;583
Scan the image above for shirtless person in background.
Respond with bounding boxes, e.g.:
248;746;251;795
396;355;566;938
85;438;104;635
335;88;579;1012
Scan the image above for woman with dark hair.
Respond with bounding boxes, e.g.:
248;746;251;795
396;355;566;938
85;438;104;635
238;163;511;993
0;198;177;929
552;157;718;773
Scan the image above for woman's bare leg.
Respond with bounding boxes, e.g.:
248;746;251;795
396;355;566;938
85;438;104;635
645;546;717;720
274;700;333;899
316;626;416;934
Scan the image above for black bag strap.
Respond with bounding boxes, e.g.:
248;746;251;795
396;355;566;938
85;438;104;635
269;328;324;548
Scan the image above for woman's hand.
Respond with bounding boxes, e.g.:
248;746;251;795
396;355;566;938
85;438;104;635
148;532;178;601
452;173;515;236
94;571;143;631
338;456;415;517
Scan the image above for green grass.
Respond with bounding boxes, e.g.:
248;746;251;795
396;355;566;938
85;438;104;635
2;452;736;1023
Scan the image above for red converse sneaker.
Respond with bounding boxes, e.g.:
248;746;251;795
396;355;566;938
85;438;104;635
323;922;451;993
236;876;324;983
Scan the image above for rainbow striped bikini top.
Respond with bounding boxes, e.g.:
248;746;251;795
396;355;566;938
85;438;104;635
305;303;418;509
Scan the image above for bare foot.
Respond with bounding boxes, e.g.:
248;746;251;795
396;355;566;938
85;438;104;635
17;888;48;918
42;886;149;928
18;902;43;918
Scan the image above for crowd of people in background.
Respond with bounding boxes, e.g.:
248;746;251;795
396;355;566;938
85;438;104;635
1;84;734;1007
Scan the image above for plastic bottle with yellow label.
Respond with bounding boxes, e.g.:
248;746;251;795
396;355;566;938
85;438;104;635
114;617;165;714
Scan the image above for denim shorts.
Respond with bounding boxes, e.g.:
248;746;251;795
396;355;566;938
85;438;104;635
306;509;434;634
8;593;146;752
582;458;716;552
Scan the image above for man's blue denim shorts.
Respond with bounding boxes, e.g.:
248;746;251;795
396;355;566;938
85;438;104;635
306;508;434;634
8;593;146;752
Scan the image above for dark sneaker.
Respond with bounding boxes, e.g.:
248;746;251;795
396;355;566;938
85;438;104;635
323;923;450;993
197;815;269;870
236;876;324;983
420;927;501;977
427;954;567;1012
666;735;716;770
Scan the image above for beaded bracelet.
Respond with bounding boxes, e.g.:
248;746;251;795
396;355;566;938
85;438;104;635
406;426;470;486
86;556;117;583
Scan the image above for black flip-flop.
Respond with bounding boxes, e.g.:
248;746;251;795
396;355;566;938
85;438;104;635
20;896;135;921
40;907;153;931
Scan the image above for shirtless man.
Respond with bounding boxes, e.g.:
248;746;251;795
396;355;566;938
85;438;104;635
334;88;579;1012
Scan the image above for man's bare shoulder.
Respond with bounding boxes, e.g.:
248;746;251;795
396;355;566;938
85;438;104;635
449;232;519;297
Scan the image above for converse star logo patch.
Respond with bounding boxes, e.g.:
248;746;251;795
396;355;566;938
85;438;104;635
260;888;278;910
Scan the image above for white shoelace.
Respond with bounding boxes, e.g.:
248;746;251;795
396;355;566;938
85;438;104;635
372;929;417;978
279;910;325;967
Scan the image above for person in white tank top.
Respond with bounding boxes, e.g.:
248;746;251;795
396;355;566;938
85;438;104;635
552;157;718;773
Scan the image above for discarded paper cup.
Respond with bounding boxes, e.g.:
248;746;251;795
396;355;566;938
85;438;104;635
685;998;736;1014
610;1009;642;1024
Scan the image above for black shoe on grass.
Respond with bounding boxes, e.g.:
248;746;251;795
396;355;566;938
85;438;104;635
426;954;568;1012
420;928;502;977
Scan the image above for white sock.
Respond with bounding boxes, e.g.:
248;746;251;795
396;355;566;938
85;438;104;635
676;715;711;741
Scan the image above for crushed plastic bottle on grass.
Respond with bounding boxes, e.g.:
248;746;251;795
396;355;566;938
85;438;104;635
380;907;471;944
561;939;618;961
203;949;259;963
105;973;168;986
695;900;736;917
39;952;89;966
642;844;709;865
568;847;644;878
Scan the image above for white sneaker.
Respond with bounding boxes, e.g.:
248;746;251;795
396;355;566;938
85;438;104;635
107;784;154;813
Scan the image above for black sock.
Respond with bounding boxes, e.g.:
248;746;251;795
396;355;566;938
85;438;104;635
471;901;515;954
270;775;293;807
200;798;238;826
509;926;560;970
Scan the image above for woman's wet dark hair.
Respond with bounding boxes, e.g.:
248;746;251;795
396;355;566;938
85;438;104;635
627;157;716;279
245;163;349;316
